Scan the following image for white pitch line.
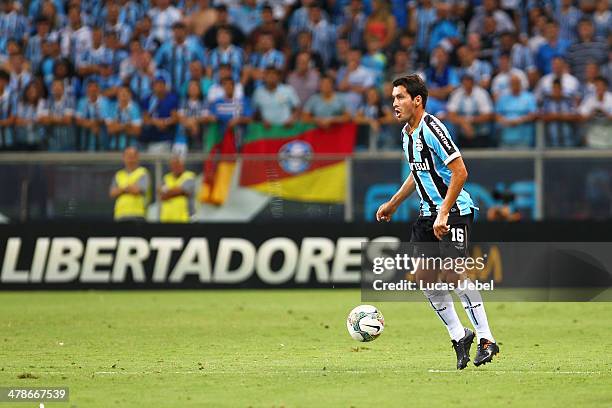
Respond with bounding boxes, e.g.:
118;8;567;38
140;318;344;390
428;369;605;375
3;369;607;376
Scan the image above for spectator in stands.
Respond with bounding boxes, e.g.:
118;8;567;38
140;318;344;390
208;77;252;134
491;53;529;101
557;0;582;43
495;74;538;147
249;5;286;51
566;18;608;82
0;69;14;150
148;0;183;43
337;0;367;49
105;86;142;151
155;21;206;92
447;74;495;148
179;60;212;101
287;51;320;107
94;61;122;99
385;49;414;84
177;79;213;152
159;154;196;223
361;36;387;86
540;78;580;147
6;44;31;98
579;76;612;148
288;0;329;45
409;0;436;60
468;0;515;35
75;26;108;77
186;0;217;38
579;76;612;120
0;0;29;42
142;76;179;153
53;59;79;102
336;48;375;115
247;31;285;85
495;31;536;78
428;2;460;53
207;63;245;103
364;0;396;49
118;0;147;30
109;146;150;221
76;80;110;151
425;47;459;102
133;15;158;53
252;66;300;127
13;81;45;151
38;79;75;151
202;5;245;49
304;2;337;67
583;62;601;101
104;2;132;46
208;26;245;83
355;86;395;150
302;76;350;127
388;30;418;68
457;45;493;90
126;51;159;106
229;0;261;36
288;31;325;73
535;21;570;75
28;17;57;73
535;56;580;104
104;30;129;75
593;0;611;41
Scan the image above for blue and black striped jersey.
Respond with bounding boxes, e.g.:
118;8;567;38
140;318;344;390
402;112;475;217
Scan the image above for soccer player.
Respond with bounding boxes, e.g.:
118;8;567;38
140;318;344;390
376;74;499;369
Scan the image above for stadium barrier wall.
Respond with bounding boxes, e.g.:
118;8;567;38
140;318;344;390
0;222;611;290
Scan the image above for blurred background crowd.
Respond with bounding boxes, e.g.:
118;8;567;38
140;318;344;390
0;0;610;153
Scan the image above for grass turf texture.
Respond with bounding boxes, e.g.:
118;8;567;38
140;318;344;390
1;290;611;407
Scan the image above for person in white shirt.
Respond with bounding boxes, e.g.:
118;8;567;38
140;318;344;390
491;52;528;101
579;76;612;148
534;56;580;104
447;74;494;148
148;0;183;43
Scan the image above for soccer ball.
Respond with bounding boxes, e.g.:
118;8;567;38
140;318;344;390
346;305;385;342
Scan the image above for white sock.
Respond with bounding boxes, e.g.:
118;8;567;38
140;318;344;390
454;279;495;342
423;289;465;342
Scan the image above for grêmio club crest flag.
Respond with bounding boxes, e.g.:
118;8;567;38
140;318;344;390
200;122;357;205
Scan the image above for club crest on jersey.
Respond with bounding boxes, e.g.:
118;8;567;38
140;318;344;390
415;138;423;151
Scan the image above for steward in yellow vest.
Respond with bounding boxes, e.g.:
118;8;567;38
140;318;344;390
109;147;150;220
159;155;196;223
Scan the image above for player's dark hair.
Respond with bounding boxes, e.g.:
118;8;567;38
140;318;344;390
392;74;428;108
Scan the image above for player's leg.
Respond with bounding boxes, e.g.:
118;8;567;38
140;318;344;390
442;214;500;366
412;217;474;369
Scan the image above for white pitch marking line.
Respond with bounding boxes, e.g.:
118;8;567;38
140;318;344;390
427;369;604;375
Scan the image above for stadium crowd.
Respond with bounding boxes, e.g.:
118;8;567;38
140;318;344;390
0;0;610;152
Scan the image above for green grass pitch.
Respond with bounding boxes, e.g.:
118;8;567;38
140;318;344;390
1;290;611;407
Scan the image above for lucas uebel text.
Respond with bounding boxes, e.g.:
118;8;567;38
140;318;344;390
372;279;495;291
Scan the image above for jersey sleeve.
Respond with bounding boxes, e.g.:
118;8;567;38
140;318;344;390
423;115;461;165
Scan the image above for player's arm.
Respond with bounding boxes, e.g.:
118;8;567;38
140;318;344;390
376;173;416;222
433;156;468;240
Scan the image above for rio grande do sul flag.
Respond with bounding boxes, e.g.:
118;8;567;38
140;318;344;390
239;122;357;203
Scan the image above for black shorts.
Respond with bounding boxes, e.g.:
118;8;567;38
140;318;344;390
410;213;473;258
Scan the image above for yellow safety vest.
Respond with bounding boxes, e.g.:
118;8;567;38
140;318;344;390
113;167;150;220
160;171;196;223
